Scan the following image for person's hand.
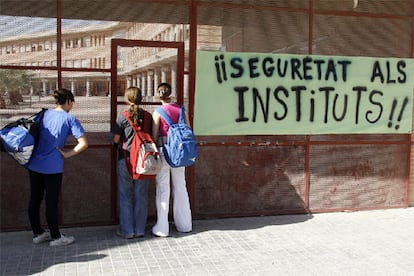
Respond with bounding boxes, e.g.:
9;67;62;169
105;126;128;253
55;136;88;159
56;147;70;159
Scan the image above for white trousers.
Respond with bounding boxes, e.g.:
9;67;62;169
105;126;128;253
152;151;192;236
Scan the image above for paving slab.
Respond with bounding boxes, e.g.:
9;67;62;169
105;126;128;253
1;208;414;276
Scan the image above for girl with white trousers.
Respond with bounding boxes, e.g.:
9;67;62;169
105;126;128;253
151;82;192;237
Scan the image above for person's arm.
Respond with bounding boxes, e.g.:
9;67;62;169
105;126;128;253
112;114;123;147
152;111;161;142
57;135;88;159
184;110;191;127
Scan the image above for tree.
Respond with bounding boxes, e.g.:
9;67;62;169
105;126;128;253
0;69;32;94
0;69;32;106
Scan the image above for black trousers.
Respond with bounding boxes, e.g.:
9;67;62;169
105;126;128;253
28;170;62;239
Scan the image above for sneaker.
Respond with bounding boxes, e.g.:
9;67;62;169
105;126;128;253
116;230;134;239
33;231;50;244
49;235;75;247
151;230;168;238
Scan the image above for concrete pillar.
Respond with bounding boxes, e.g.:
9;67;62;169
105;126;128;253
154;68;160;94
86;79;91;97
42;81;47;97
70;80;75;96
161;67;167;83
153;68;161;101
127;76;132;88
147;70;154;97
141;73;146;96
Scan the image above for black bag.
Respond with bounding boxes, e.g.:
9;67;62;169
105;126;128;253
0;108;47;166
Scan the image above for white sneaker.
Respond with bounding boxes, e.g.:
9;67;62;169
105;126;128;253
33;231;50;244
49;235;75;247
151;230;168;238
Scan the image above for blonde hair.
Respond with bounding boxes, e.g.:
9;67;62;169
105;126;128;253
124;87;143;125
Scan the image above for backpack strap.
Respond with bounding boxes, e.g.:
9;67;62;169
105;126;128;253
121;111;136;177
141;109;151;134
32;108;47;148
27;108;47;127
121;110;153;179
156;107;173;126
178;105;185;124
157;105;186;126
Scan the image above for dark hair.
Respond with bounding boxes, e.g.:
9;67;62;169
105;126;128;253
53;88;75;105
157;82;172;101
124;86;143;125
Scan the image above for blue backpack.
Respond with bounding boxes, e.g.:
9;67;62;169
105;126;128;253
157;105;198;168
0;108;46;166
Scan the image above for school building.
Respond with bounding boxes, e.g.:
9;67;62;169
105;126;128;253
0;0;413;231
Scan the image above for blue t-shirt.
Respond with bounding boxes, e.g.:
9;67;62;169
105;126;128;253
27;109;85;174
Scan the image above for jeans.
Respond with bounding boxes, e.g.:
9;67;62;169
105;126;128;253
117;159;150;236
152;149;192;236
28;170;62;239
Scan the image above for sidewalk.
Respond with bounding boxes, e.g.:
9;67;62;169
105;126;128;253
1;207;414;276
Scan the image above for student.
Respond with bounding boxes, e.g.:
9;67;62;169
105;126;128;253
112;87;152;238
27;88;88;247
151;82;192;237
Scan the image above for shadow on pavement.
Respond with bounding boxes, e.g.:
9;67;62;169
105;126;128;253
170;212;314;237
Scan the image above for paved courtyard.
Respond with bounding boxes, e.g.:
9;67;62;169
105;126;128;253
1;207;414;276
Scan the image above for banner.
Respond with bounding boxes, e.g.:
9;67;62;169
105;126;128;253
194;51;414;135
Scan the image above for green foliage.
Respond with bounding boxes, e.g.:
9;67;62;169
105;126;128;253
0;69;32;92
